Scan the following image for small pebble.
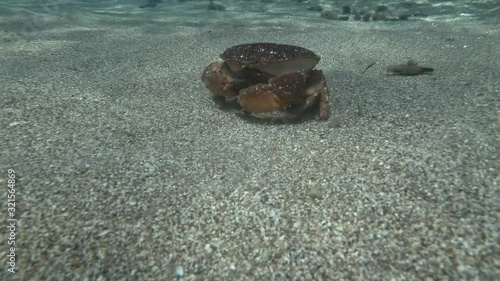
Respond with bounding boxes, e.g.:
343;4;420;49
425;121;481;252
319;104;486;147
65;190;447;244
321;10;338;20
342;5;351;14
372;11;388;21
175;265;184;277
375;4;388;12
208;1;225;11
362;12;372;22
353;11;361;20
308;5;323;12
205;243;212;253
398;14;409;20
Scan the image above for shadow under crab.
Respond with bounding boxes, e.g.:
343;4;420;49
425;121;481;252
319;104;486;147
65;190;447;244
201;43;330;122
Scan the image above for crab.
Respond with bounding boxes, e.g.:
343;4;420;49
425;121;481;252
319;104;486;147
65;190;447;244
201;43;330;121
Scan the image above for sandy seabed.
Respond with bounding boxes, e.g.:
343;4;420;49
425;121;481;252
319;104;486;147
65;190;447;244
1;0;499;280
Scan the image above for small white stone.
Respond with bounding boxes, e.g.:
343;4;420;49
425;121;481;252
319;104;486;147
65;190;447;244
98;230;111;237
205;243;212;253
8;121;27;127
175;265;184;277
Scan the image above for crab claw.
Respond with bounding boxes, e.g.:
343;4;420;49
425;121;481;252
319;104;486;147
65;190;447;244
238;72;306;113
201;62;249;97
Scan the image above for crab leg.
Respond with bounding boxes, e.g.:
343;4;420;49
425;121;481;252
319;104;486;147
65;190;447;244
306;70;330;120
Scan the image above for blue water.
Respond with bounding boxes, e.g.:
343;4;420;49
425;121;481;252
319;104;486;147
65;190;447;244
1;0;498;36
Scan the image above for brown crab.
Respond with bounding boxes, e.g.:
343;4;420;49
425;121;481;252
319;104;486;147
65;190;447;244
201;43;330;121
